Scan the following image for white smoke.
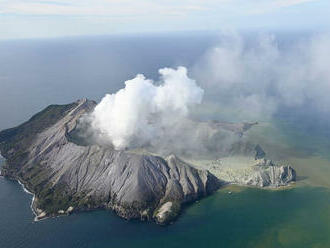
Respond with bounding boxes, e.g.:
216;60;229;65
82;31;330;156
90;66;204;150
192;31;330;122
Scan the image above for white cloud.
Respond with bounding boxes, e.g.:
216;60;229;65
192;32;330;121
0;0;327;39
274;0;317;8
89;66;204;150
248;0;318;14
0;0;318;16
0;0;218;16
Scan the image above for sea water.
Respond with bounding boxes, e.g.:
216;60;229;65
1;173;330;248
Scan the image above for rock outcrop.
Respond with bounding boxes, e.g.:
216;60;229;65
154;201;180;224
193;147;296;188
222;159;296;187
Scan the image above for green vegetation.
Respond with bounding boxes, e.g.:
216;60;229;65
37;184;71;213
21;163;103;214
0;102;79;214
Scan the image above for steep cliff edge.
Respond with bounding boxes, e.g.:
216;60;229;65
0;99;220;224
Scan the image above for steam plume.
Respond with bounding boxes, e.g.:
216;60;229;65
193;31;330;122
83;31;330;156
90;66;204;150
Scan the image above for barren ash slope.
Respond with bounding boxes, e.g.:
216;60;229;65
0;99;295;224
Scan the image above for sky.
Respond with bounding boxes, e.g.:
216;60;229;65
0;0;329;39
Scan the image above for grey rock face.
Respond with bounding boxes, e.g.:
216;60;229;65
234;163;296;188
0;99;220;224
154;201;180;225
194;153;296;188
250;159;296;187
226;147;296;188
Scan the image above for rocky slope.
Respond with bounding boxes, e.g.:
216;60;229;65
0;99;220;224
0;99;296;224
203;157;296;188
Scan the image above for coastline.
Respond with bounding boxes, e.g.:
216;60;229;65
15;177;75;221
1;160;294;221
0;152;295;224
0;153;47;222
16;179;41;221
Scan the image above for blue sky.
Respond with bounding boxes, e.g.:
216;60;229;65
0;0;329;39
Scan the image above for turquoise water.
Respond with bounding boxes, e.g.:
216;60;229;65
1;170;330;248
